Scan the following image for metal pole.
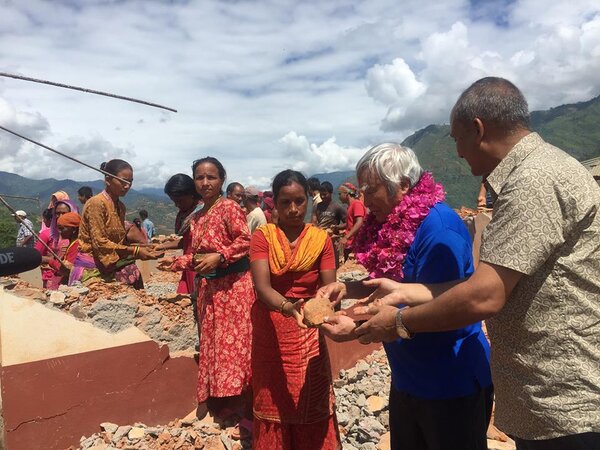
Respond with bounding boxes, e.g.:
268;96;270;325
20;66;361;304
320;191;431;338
0;125;132;186
0;71;177;113
0;194;40;202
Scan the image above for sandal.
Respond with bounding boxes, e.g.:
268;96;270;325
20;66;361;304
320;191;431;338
229;418;253;440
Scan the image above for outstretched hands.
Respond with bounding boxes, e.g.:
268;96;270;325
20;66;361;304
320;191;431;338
353;278;413;314
316;281;347;307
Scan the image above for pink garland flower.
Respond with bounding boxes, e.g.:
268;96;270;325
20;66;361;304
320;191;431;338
353;172;446;280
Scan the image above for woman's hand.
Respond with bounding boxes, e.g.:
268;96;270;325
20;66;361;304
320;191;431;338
157;256;175;271
138;247;165;261
320;313;357;342
317;281;347;307
282;300;307;329
193;253;221;274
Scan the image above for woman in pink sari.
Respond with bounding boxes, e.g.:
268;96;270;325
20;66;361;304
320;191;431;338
35;200;79;289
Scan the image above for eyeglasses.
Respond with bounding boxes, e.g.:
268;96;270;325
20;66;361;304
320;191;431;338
360;183;379;195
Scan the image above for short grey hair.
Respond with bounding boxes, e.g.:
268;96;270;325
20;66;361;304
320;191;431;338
451;77;530;132
356;143;424;194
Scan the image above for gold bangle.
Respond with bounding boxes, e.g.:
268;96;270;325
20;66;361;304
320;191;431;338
279;300;290;315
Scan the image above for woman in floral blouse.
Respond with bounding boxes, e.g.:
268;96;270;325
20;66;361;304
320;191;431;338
159;157;255;436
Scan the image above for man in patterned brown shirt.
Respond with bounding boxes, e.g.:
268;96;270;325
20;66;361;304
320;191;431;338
354;77;600;449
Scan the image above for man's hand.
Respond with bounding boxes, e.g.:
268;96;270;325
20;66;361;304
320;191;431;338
353;278;404;313
316;281;347;307
355;304;400;344
320;313;357;342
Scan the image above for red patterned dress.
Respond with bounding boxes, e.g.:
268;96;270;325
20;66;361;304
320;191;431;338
172;198;255;402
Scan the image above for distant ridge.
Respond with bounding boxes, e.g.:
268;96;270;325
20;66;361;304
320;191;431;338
313;95;600;208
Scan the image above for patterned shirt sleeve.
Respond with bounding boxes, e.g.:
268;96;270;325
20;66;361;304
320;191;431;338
222;203;251;263
480;170;570;276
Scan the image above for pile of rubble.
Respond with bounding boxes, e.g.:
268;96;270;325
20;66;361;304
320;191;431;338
72;350;390;450
71;412;250;450
335;350;391;450
2;270;198;353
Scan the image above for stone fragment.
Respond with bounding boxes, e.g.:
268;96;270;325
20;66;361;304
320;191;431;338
180;408;198;426
346;367;358;382
366;395;387;413
158;432;171;444
377;432;391;450
337;411;350;426
355;361;369;374
356;394;366;407
14;287;46;300
303;296;334;327
145;427;160;436
49;291;66;304
128;426;145;440
88;444;109;450
88;298;138;332
100;422;119;434
69;304;88;319
356;418;386;442
111;425;132;443
204;435;224;450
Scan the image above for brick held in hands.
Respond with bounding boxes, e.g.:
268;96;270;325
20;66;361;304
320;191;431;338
303;297;334;327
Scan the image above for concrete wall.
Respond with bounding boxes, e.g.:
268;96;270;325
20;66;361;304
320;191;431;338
0;289;197;450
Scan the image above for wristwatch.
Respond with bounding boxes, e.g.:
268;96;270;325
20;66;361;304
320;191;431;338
395;308;414;340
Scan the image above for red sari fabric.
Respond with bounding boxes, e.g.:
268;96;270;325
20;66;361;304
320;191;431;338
172;198;255;402
174;208;197;294
250;228;341;450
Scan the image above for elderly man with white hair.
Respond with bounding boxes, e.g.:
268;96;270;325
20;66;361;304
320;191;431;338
320;143;493;450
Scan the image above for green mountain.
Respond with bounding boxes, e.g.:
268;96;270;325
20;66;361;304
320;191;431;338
314;95;600;208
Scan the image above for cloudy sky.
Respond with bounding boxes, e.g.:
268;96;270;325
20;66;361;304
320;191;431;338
0;0;599;189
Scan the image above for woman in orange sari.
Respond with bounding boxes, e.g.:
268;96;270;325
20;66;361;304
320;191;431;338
250;169;341;450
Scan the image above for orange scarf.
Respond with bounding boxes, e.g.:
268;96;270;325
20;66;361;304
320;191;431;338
257;223;328;275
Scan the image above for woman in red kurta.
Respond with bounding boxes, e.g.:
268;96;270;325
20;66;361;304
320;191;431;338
160;158;255;423
250;169;341;450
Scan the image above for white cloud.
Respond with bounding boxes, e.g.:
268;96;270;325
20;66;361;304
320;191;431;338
0;0;598;189
279;131;367;175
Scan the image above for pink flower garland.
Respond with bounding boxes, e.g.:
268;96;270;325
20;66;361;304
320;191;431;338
353;172;446;280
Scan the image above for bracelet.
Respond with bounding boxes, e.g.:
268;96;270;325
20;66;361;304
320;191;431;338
133;245;140;258
279;300;291;315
